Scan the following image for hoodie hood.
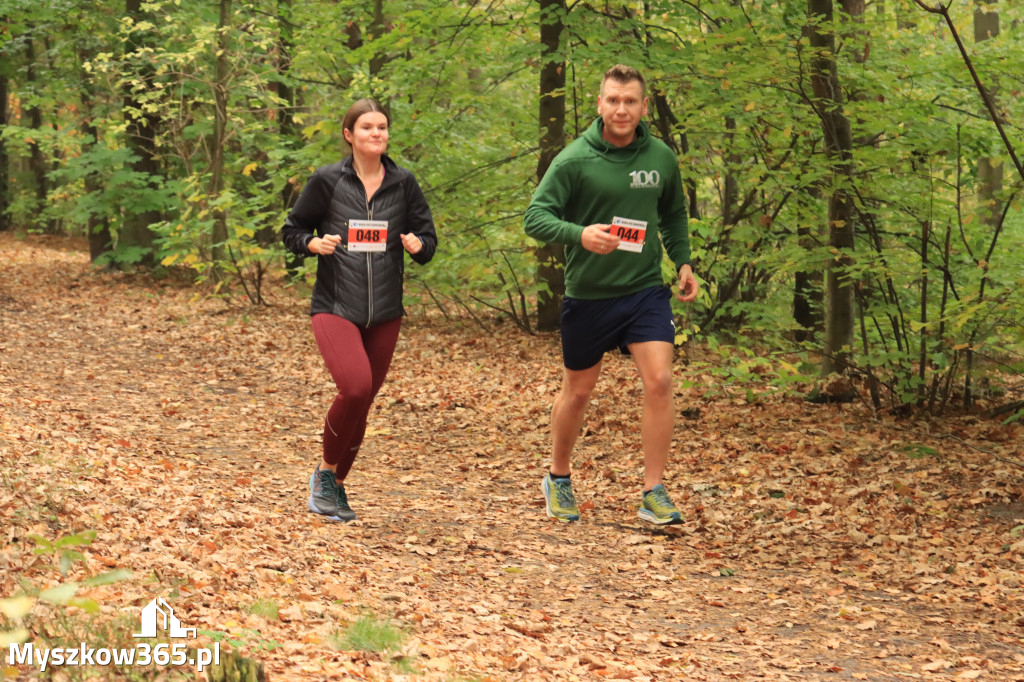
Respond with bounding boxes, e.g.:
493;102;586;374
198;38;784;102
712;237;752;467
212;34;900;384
582;118;652;159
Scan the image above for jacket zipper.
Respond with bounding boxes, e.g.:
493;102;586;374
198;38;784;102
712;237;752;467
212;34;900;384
364;191;374;327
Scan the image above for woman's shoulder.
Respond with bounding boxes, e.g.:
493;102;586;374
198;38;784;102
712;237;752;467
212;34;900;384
299;160;349;193
382;155;415;180
314;159;350;179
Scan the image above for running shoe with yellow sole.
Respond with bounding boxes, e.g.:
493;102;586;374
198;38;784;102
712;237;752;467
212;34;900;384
542;473;580;522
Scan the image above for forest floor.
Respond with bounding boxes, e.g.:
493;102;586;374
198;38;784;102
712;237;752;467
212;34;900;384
1;233;1023;682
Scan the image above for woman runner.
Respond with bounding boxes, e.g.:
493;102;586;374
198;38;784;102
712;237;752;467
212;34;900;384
282;98;438;522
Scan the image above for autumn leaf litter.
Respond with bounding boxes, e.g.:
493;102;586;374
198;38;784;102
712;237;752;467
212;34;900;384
1;235;1023;681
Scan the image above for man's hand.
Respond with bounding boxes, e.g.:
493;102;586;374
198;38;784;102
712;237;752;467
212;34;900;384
308;234;342;255
581;224;620;255
677;264;699;302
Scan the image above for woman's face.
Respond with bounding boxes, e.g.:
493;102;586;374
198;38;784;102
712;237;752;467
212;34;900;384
344;111;389;157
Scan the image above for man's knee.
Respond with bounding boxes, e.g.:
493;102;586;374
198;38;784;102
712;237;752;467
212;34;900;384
644;370;674;402
560;384;594;410
559;373;599;409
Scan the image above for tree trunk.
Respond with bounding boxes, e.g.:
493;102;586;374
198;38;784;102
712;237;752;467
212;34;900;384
793;191;823;343
77;45;112;261
806;0;857;379
209;0;231;269
650;92;699;219
369;0;386;78
722;117;739;228
0;59;9;232
842;0;865;16
974;1;1002;231
897;0;916;30
276;0;298;212
122;0;161;265
25;36;53;233
535;0;567;332
270;0;306;276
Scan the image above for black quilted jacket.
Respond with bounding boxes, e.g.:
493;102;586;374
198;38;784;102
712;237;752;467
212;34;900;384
281;155;437;327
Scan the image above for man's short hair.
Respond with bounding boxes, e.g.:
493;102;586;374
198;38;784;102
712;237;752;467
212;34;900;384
601;64;647;98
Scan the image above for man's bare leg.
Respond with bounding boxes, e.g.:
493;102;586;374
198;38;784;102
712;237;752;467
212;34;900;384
628;341;675;491
549;362;603;476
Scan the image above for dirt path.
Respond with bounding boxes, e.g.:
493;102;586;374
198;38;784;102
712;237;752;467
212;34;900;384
2;234;1023;681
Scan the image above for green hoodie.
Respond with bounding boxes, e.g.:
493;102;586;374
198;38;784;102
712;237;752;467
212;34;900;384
524;118;690;300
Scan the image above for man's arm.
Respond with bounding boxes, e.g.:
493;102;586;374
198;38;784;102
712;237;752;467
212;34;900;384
677;263;699;302
524;156;626;254
657;160;692;272
658;155;698;301
524;160;585;246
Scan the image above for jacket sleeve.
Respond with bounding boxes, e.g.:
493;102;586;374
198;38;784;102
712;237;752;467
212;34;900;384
657;160;691;270
402;172;437;265
523;158;585;246
281;168;333;257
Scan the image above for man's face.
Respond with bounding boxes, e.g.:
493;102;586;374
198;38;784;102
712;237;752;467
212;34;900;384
597;78;648;147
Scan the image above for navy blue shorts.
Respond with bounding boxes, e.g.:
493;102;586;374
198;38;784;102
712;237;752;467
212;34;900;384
560;285;675;370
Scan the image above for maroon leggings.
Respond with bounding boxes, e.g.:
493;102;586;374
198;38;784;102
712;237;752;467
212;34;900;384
311;313;402;481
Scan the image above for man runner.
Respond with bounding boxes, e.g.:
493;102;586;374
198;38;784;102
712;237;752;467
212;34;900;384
524;64;700;525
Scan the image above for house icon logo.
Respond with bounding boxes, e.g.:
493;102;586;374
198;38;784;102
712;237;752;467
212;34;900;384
133;598;197;639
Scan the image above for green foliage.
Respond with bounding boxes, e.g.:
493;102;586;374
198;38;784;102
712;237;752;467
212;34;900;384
901;444;941;460
1;529;132;667
1002;407;1024;426
332;613;407;654
201;627;282;653
330;611;417;673
27;530;99;577
1;0;1022;402
679;342;819;404
245;598;280;621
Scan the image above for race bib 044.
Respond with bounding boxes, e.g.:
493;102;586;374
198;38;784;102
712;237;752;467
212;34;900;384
611;216;648;253
347;220;388;252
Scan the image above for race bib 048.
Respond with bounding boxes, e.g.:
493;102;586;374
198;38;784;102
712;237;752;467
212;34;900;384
611;216;648;253
347;220;388;252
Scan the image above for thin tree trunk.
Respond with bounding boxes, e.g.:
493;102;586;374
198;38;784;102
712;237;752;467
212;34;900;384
650;92;699;219
722;117;739;228
638;8;698;219
272;0;306;276
77;44;112;261
974;1;1002;231
914;1;1024;183
85;119;113;261
898;0;917;30
927;217;954;410
918;215;929;393
276;0;297;211
369;0;386;78
0;59;9;232
210;0;231;269
807;0;857;380
122;0;161;266
534;0;567;333
793;201;823;344
25;36;53;233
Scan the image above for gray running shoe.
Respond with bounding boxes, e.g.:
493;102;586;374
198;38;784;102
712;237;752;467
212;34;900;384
308;465;344;521
335;482;358;522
